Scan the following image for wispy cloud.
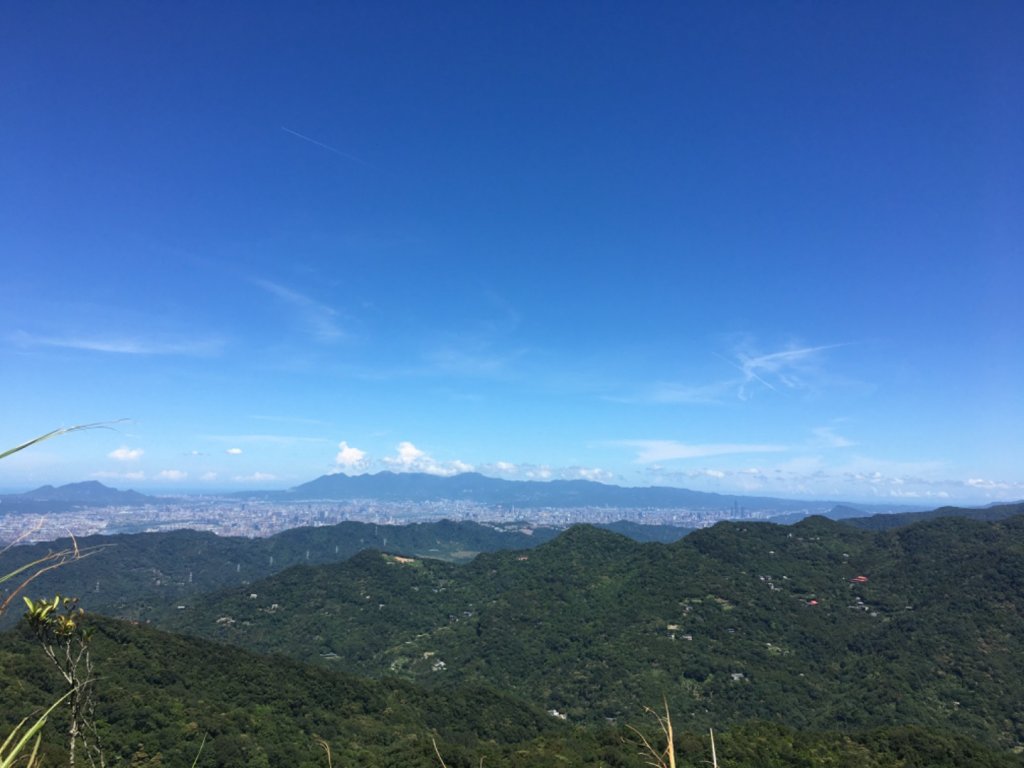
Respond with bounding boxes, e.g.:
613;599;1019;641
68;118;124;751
108;446;144;461
157;469;187;481
643;454;1024;503
965;477;1019;491
251;278;345;343
811;426;855;448
225;448;243;455
476;461;615;482
12;331;224;356
281;126;382;172
644;380;736;405
729;342;843;400
618;439;788;463
423;342;526;377
562;466;616;482
631;339;846;406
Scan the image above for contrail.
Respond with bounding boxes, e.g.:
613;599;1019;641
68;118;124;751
713;351;778;392
281;126;381;171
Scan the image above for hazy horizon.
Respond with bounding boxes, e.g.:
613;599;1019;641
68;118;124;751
0;467;1009;510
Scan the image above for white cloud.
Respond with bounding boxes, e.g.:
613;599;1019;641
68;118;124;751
335;441;368;472
698;469;726;479
382;441;474;477
109;446;144;461
563;466;615;482
13;331;223;356
385;441;425;468
157;469;187;481
525;466;553;480
225;447;243;455
449;459;475;474
481;462;612;482
641;453;1024;504
966;477;1012;490
200;471;219;481
619;440;787;463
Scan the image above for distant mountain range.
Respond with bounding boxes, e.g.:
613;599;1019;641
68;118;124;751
0;472;962;518
843;500;1024;530
0;480;157;514
20;480;152;504
245;470;920;516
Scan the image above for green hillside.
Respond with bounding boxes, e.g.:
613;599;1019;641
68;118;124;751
2;518;695;629
2;615;1019;768
157;515;1024;749
0;616;567;767
842;501;1024;530
0;520;562;628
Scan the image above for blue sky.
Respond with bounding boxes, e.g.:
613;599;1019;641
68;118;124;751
1;2;1022;504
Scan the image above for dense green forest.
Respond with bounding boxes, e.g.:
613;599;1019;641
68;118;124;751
155;516;1024;749
2;615;1020;767
3;511;1024;766
842;501;1024;530
1;518;694;630
0;520;563;629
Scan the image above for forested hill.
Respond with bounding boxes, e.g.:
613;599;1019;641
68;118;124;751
842;500;1024;530
0;616;564;767
0;519;563;627
4;616;1019;768
0;518;691;628
160;514;1024;750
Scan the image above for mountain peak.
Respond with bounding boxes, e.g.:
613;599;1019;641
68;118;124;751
20;481;151;504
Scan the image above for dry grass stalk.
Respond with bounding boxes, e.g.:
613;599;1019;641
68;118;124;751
627;697;677;768
316;736;332;768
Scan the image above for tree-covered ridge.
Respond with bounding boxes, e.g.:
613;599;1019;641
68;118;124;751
2;615;1020;768
842;500;1024;530
0;615;567;767
0;520;567;628
2;518;695;630
159;516;1024;749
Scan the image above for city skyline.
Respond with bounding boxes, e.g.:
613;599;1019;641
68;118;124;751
2;3;1022;504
